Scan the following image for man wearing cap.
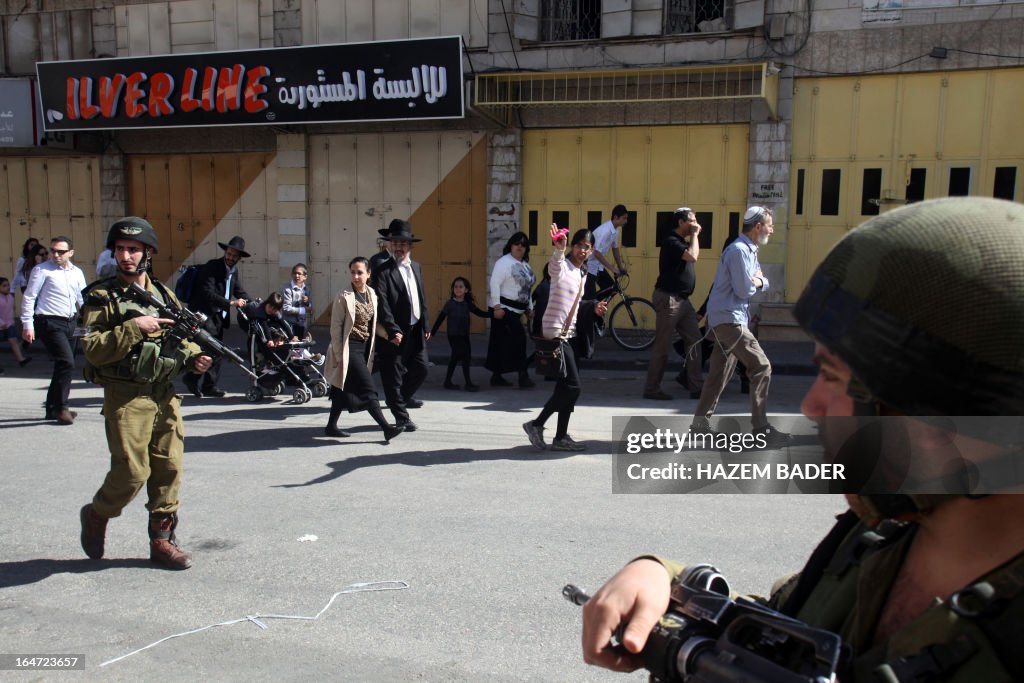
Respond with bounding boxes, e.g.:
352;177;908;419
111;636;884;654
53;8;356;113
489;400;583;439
20;235;88;424
643;207;703;401
691;206;786;444
584;204;630;300
371;219;429;431
79;217;212;569
184;236;250;397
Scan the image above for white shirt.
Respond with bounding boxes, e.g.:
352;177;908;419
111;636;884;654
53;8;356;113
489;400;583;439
488;253;536;312
586;220;619;276
396;256;421;325
21;260;87;331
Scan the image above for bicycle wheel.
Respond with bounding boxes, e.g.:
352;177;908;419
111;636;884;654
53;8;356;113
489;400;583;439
609;297;657;351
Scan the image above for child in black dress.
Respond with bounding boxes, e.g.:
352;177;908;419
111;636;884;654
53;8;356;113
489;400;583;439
429;277;491;391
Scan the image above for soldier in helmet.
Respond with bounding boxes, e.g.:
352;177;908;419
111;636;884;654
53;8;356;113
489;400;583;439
580;197;1024;681
78;217;213;570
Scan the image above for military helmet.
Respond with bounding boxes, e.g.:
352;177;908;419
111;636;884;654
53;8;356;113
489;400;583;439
106;216;159;252
793;196;1024;418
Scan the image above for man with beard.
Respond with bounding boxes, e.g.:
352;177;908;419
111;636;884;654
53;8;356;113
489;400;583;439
185;236;249;397
691;206;787;445
78;217;212;569
579;197;1024;682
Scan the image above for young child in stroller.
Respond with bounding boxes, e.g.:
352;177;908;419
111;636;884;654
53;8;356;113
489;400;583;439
242;293;328;403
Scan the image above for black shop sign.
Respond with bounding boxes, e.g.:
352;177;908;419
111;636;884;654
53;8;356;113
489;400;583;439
36;36;463;131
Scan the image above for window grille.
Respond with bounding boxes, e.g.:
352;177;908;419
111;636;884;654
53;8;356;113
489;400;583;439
665;0;728;34
540;0;601;41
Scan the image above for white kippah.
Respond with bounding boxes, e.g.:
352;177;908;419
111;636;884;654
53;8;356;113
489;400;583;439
744;206;766;223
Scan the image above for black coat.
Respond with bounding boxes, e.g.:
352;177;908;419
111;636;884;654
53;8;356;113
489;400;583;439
372;258;429;340
190;257;250;332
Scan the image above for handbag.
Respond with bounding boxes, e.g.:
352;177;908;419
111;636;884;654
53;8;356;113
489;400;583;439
533;336;565;378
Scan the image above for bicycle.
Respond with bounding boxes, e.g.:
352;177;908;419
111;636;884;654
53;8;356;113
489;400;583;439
599;274;657;351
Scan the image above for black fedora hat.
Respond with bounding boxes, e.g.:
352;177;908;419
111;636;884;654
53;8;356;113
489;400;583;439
217;235;251;258
378;219;421;243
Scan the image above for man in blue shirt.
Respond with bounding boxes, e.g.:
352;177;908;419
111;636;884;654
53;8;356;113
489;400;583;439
691;206;787;444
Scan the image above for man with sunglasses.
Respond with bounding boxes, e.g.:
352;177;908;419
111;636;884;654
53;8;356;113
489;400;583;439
20;236;88;424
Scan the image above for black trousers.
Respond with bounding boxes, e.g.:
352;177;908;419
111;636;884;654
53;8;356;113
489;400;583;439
35;316;76;412
542;341;581;414
377;322;428;423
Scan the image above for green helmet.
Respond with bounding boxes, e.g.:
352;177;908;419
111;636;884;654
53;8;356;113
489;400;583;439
106;216;159;252
793;196;1024;418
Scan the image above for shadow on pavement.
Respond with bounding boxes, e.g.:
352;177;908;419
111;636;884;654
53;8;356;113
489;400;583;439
274;441;616;488
0;557;154;588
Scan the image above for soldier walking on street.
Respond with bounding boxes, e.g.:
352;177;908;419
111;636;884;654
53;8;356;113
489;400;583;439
79;217;212;570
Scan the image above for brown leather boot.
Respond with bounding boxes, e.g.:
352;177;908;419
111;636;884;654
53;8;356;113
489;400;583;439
148;513;193;570
80;504;108;559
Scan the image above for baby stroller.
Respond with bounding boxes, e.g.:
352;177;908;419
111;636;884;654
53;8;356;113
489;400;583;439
238;304;329;404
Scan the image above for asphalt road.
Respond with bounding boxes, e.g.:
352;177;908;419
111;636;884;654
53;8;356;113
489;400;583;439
0;353;844;682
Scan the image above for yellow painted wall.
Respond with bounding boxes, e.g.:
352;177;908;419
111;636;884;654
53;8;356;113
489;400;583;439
522;124;749;312
787;68;1024;301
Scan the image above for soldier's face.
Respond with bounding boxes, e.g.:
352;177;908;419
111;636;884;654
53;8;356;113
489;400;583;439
113;239;146;275
801;344;855;419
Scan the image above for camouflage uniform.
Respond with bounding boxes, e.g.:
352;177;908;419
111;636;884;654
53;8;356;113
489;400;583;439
82;273;203;517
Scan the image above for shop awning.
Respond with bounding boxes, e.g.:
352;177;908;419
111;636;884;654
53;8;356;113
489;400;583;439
473;62;778;126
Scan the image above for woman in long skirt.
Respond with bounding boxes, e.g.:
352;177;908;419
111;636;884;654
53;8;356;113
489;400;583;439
324;257;403;442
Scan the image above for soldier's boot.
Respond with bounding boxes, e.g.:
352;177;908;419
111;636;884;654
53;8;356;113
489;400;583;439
80;504;108;559
148;513;193;570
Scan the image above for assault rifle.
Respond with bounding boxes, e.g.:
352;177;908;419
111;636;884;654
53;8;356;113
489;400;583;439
564;566;841;683
120;282;257;379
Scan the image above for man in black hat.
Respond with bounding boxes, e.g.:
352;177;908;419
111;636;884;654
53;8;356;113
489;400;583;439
371;219;429;431
184;235;250;397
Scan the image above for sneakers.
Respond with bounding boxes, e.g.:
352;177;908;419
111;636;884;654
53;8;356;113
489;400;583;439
311;353;325;366
755;424;791;449
550;435;586;452
523;421;546;450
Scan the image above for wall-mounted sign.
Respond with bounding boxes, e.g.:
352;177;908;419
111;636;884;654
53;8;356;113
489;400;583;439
36;36;464;131
0;78;41;147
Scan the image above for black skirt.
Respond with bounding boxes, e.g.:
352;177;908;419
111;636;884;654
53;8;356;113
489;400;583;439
485;313;528;374
330;338;378;412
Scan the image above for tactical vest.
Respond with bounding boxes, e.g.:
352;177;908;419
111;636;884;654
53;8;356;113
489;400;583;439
779;510;1024;682
82;277;190;386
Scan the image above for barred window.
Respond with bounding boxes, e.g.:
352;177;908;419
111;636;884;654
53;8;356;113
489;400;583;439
540;0;601;41
665;0;728;34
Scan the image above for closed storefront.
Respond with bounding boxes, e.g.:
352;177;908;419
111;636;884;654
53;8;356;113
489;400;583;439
1;156;102;278
125;152;278;296
522;124;750;310
307;130;487;327
787;67;1024;301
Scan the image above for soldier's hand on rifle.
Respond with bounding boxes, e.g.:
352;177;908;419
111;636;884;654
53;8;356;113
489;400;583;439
134;315;175;335
581;558;673;672
193;354;213;373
